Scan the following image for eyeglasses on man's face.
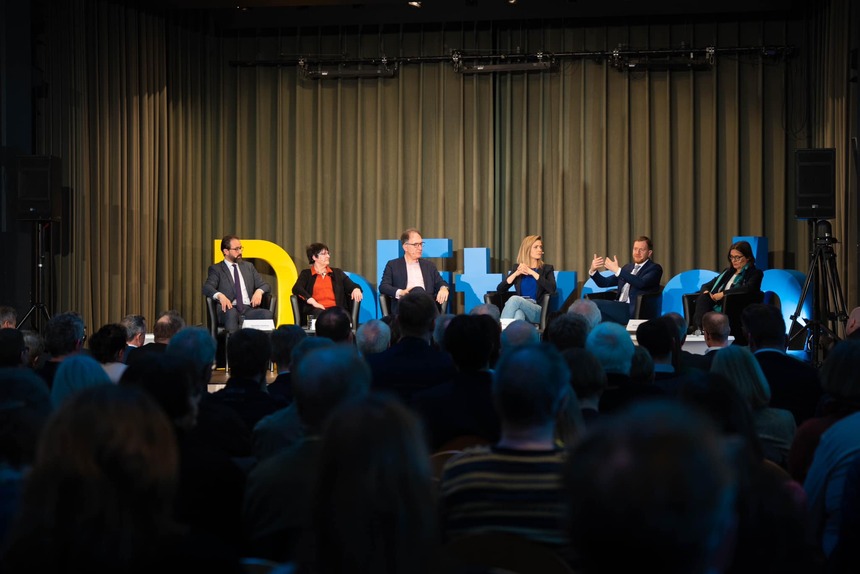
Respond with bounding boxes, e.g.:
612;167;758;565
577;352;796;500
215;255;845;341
229;246;243;252
405;242;425;248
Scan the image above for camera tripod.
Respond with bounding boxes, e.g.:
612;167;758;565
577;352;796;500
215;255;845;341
18;220;53;332
788;221;848;367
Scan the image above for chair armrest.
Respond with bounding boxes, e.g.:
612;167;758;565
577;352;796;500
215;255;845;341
539;293;552;332
380;294;391;318
351;299;361;330
290;295;302;326
633;289;663;320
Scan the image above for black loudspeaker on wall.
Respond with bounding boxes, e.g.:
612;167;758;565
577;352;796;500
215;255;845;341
795;148;836;220
17;155;62;221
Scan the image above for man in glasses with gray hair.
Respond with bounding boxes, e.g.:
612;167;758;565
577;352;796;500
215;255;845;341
379;228;449;315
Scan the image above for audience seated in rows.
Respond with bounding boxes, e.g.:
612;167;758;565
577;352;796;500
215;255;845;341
266;325;307;404
305;394;438;574
561;348;606;429
209;328;285;433
629;345;655;387
711;346;796;469
50;354;111;408
88;323;128;383
742;303;822;426
438;344;573;556
243;346;370;563
121;354;246;550
126;310;185;366
588;322;659;413
794;341;860;560
412;314;500;452
0;368;52;547
565;401;736;574
790;340;860;484
0;385;241;574
166;327;253;460
252;337;336;461
2;299;848;574
365;291;455;405
35;312;85;389
0;330;27;368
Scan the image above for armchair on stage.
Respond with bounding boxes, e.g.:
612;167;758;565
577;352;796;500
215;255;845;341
681;290;764;346
483;292;553;332
378;293;449;318
205;292;277;368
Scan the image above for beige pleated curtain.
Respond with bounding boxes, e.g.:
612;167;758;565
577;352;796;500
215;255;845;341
38;0;856;330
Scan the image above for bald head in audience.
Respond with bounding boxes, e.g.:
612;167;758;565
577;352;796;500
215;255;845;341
702;312;730;349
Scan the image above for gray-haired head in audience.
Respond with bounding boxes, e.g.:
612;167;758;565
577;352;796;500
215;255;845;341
568;298;602;333
356;319;391;357
585;321;635;376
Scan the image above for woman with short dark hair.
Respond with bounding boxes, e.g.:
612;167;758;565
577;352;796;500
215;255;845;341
292;242;363;327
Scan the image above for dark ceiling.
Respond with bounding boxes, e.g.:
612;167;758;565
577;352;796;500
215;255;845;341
158;0;803;30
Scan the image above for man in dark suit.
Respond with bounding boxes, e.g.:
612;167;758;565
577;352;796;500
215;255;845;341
742;303;822;426
378;228;449;315
202;235;273;333
588;236;663;325
366;290;455;405
120;314;146;364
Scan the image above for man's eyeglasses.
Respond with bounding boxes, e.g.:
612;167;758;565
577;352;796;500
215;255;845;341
229;246;243;252
405;242;425;248
729;255;746;262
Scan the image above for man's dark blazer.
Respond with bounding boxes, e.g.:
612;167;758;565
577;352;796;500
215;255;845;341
291;267;360;315
590;259;663;317
754;348;822;425
202;259;271;304
365;336;456;405
209;376;286;433
378;257;448;314
125;342;167;367
495;264;556;301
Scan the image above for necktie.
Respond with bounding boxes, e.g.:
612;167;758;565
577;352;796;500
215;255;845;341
233;264;245;312
620;264;642;303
